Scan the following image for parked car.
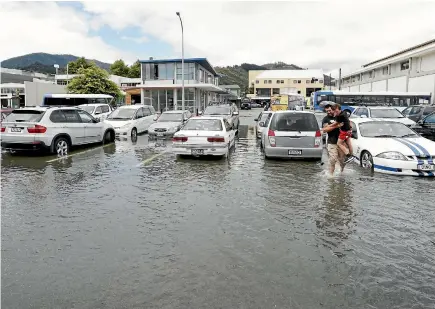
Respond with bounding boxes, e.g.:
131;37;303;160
241;101;251;110
254;111;272;139
401;105;435;123
172;116;236;157
411;111;435;141
1;107;115;155
148;110;192;139
104;105;156;138
349;118;434;176
202;104;240;132
350;106;415;127
78;103;113;121
261;111;322;160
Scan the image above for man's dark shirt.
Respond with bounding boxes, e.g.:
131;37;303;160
336;111;351;131
322;115;339;145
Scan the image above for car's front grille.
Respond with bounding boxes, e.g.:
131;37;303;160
154;128;167;132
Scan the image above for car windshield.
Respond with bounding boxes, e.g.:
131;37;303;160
5;110;45;122
158;113;183;122
183;119;223;131
259;113;270;122
107;108;136;120
269;113;319;131
359;122;418;138
370;108;404;118
79;105;95;114
423;106;435;115
204;106;231;115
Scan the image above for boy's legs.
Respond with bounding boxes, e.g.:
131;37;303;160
345;137;353;156
337;138;349;155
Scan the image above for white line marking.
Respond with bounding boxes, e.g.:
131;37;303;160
136;150;169;167
46;143;112;163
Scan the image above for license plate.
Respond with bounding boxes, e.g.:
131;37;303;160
157;133;164;137
288;150;302;155
191;149;204;156
417;164;435;171
11;127;22;132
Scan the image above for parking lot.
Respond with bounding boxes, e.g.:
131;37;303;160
2;109;435;309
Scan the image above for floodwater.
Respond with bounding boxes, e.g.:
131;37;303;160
2;109;435;309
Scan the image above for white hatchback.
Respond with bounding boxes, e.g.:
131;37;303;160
1;107;115;155
351;106;416;127
104;105;156;138
78;103;113;121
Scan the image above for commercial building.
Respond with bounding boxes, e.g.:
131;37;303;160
1;67;54;84
55;74;142;90
123;58;236;113
340;39;435;103
248;69;324;101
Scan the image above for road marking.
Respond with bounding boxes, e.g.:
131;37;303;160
46;144;113;163
136;150;169;167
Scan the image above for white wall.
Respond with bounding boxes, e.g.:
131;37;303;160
420;53;435;72
387;76;407;92
372;80;387;91
350;85;359;91
408;74;435;92
25;81;67;106
360;83;371;91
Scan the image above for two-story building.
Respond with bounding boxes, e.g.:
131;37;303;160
55;74;142;90
340;39;435;103
248;69;324;102
124;58;233;113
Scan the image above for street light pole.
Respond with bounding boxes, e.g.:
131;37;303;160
176;12;185;111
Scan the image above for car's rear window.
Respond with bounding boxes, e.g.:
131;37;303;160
5;110;45;123
183;119;223;131
423;106;435;115
270;113;319;131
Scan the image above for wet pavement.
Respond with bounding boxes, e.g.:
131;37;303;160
2;109;435;309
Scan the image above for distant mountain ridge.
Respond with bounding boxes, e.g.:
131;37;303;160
1;53;111;74
1;53;331;92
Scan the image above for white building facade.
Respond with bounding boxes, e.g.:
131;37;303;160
340;39;435;103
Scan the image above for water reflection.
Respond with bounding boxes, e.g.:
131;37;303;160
315;179;355;257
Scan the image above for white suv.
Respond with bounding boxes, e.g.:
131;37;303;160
78;103;113;121
1;107;115;155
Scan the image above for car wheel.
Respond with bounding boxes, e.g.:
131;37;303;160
360;151;374;172
103;130;114;144
131;128;137;139
53;137;70;156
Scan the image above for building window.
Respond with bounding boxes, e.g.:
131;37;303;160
306;80;311;84
272;88;280;95
268;80;272;84
319;80;323;84
277;80;280;84
255;80;259;84
382;67;388;75
369;71;373;78
297;90;301;94
281;80;284;83
400;61;409;71
257;88;270;96
293;80;297;84
297;80;301;84
264;80;267;84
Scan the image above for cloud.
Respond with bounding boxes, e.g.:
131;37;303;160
2;1;435;78
121;36;149;44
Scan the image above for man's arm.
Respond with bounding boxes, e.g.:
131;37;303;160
322;122;342;133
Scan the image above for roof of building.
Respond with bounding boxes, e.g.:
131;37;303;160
219;84;240;89
255;69;324;79
0;83;26;88
363;38;435;68
139;58;219;76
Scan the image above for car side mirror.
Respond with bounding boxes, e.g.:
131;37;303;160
351;131;357;139
95;111;102;115
254;118;258;121
259;121;265;127
153;117;158;121
417;119;424;125
93;118;100;123
360;115;367;118
198;111;203;115
233;111;239;116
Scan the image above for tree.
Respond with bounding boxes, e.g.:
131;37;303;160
67;57;94;74
128;60;141;78
67;65;121;98
110;59;129;77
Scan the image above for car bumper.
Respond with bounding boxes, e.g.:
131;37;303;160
149;132;176;139
114;127;131;136
1;141;49;151
264;146;323;159
372;157;435;176
172;144;228;156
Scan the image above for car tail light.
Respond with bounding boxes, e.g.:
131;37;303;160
314;130;321;148
27;125;47;134
207;137;225;143
172;136;188;142
1;127;5;132
268;129;276;147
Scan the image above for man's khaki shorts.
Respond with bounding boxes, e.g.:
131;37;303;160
327;144;344;168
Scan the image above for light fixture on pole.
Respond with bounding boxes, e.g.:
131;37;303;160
176;11;184;112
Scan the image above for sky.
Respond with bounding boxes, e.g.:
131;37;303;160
1;0;435;77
